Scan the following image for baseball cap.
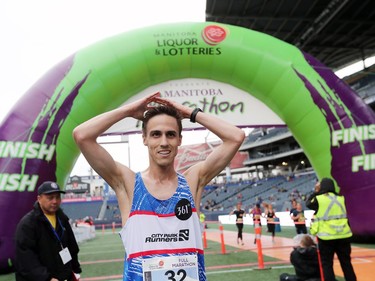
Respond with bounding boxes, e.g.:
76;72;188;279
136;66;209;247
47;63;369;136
37;181;66;195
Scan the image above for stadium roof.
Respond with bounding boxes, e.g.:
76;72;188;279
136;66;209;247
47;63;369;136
205;0;375;71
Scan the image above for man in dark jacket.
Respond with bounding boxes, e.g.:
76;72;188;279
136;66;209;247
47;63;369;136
15;181;82;281
306;178;356;281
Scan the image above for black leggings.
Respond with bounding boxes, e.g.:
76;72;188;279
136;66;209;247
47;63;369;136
236;223;244;239
267;223;275;237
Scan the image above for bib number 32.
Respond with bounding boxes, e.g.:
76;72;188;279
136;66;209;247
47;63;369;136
165;269;187;281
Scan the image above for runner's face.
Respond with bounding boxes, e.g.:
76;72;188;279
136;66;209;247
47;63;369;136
143;114;182;167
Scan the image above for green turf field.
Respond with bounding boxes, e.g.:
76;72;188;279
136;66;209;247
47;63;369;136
2;225;364;280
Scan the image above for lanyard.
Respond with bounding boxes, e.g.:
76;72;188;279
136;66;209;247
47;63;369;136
45;215;65;249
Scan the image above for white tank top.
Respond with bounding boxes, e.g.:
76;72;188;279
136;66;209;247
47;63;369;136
119;172;206;281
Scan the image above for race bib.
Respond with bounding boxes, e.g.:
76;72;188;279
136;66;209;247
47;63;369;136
143;254;198;281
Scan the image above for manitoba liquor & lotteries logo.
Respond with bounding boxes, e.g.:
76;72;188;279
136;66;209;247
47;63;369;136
201;25;228;45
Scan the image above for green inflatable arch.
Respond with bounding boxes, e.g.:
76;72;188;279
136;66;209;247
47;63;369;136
1;22;375;271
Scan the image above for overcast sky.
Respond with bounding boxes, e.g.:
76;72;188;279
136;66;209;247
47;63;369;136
0;0;210;175
0;0;206;120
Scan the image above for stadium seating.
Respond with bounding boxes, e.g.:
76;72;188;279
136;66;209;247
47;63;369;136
200;173;316;220
61;200;103;221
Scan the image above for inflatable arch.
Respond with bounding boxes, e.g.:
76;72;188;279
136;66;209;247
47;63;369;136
0;22;374;271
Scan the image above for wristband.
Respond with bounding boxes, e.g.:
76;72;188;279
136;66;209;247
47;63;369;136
190;108;202;123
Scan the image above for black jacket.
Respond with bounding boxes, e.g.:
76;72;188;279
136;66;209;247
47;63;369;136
290;246;321;281
15;202;81;281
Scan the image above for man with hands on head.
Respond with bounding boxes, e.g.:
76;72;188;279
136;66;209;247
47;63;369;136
73;92;245;281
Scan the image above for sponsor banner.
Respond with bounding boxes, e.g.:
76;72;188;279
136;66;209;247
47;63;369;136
65;176;90;193
62;196;103;203
105;78;285;135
